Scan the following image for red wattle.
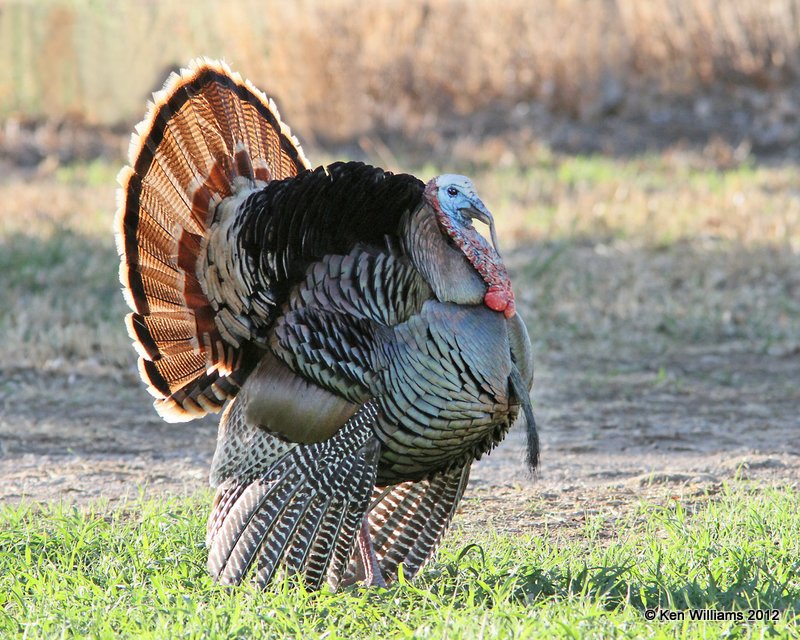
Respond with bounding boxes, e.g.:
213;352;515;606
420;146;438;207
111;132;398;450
484;289;507;311
426;186;517;319
483;287;514;318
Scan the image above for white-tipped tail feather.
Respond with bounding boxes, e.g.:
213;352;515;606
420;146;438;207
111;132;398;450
115;58;310;421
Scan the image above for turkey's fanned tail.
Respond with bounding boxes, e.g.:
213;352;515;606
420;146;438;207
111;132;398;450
206;402;381;590
115;58;310;422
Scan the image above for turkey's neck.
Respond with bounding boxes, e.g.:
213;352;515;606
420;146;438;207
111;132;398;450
433;209;516;319
402;205;489;306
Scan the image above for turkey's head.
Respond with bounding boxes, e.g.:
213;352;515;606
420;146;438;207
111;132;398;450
424;175;515;318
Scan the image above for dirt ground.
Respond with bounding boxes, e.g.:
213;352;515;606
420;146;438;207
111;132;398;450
2;333;797;536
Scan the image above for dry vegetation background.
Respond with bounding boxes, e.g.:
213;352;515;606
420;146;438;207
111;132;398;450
0;0;798;510
4;0;800;149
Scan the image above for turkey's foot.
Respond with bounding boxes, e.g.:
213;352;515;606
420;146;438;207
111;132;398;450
357;516;386;588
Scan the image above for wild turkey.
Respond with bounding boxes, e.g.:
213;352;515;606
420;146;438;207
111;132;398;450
115;58;537;590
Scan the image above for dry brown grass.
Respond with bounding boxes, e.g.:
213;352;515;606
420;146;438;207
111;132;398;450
2;0;800;139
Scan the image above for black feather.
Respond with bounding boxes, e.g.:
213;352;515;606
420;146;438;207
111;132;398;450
238;162;424;296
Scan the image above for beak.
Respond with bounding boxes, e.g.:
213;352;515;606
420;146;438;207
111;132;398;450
462;204;501;257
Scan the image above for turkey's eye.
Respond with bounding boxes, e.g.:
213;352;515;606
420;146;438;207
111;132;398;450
447;187;458;197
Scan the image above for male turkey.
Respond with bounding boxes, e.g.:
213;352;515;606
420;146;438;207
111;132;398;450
115;58;537;590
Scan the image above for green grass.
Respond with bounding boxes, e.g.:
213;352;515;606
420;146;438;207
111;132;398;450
2;484;799;639
0;226;129;368
55;159;120;188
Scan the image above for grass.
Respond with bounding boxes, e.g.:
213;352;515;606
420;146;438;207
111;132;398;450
469;153;799;248
0;226;129;369
1;483;799;639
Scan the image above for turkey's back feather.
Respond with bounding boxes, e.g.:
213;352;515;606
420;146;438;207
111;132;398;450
233;162;424;310
194;163;426;381
115;58;309;421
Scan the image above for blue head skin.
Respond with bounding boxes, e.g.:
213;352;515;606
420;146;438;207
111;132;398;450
422;174;515;317
424;174;501;254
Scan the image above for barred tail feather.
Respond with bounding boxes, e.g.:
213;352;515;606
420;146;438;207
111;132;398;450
115;58;310;421
375;464;470;579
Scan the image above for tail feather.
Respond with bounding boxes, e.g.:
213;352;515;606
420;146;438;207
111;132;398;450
160;367;248;418
127;312;197;359
115;58;310;422
206;402;381;590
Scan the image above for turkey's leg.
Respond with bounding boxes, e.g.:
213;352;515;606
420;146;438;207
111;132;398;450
357;516;386;587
